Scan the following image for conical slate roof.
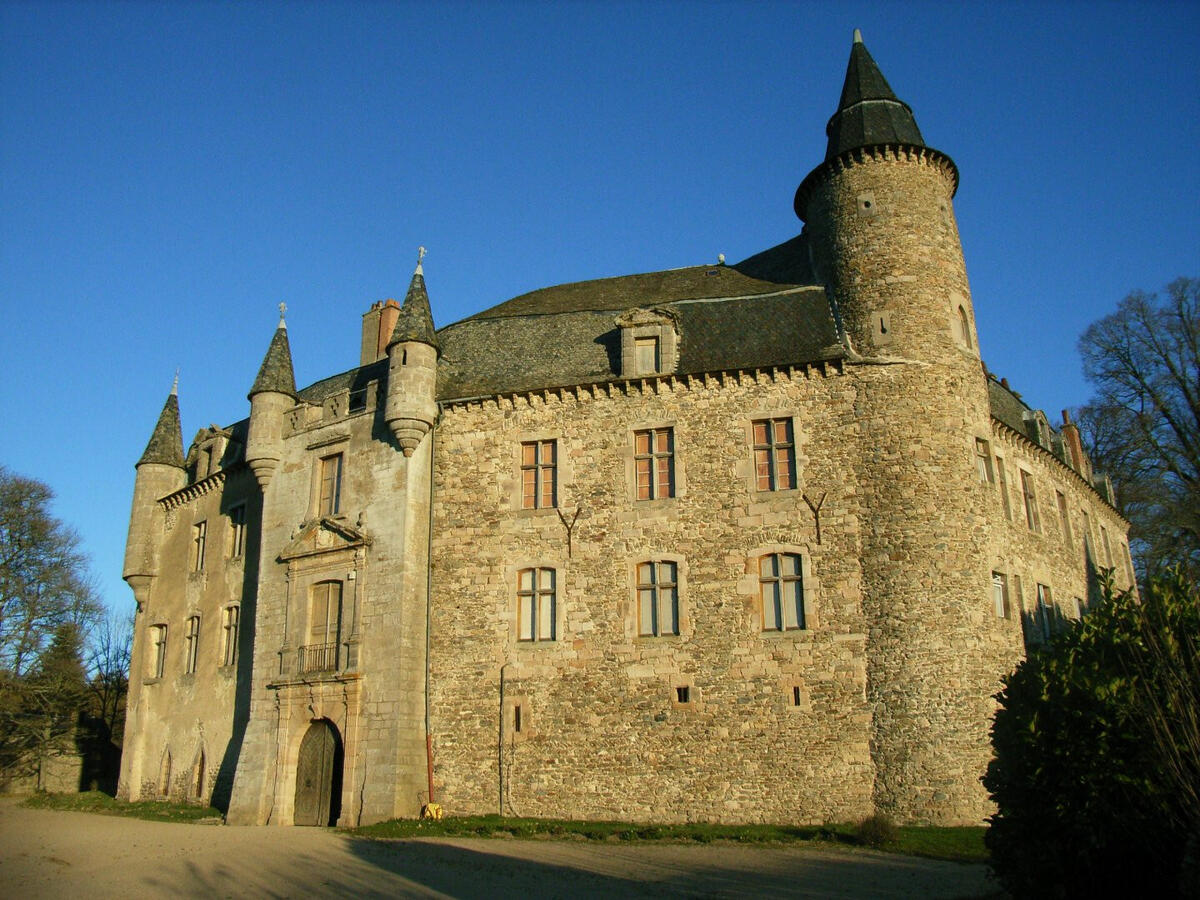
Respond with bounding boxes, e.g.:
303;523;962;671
823;30;926;161
387;265;440;353
248;322;297;399
137;389;185;468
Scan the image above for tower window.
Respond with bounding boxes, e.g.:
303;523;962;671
192;521;207;572
303;581;342;673
221;605;240;667
318;453;343;516
228;504;246;558
184;615;200;674
974;438;994;483
150;625;167;679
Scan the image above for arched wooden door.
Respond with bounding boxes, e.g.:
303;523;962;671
294;720;342;826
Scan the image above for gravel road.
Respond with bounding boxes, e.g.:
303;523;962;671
0;799;1000;898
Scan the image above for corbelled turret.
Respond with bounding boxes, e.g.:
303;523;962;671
384;249;439;456
245;307;297;489
124;378;187;605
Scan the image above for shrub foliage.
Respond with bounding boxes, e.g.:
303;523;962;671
984;571;1200;898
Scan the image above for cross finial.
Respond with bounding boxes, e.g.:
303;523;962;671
415;245;426;276
278;301;287;328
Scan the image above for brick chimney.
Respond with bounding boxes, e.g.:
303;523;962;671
1060;409;1091;480
360;299;402;366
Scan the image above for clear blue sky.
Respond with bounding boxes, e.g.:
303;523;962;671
2;1;1197;616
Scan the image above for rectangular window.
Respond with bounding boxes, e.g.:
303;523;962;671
318;453;343;517
221;606;239;667
636;561;679;636
634;428;675;500
974;438;994;483
192;521;207;571
1100;525;1113;567
517;568;556;641
303;581;342;673
1123;544;1136;587
520;440;557;509
184;615;200;674
1056;491;1071;544
1036;583;1054;640
753;419;796;491
1081;509;1094;559
1020;470;1040;532
992;572;1010;619
229;504;246;558
759;552;805;631
995;456;1012;520
635;337;660;375
150;625;167;678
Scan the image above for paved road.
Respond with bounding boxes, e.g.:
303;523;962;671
0;799;1000;899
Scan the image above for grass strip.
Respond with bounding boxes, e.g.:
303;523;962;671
22;790;222;823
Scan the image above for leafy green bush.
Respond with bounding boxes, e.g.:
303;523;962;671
984;571;1200;898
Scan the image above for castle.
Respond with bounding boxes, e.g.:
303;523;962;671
119;33;1133;827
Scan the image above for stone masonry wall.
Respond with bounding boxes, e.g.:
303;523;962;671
429;365;876;824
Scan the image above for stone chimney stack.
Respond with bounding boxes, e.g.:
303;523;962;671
1060;409;1091;480
360;299;402;366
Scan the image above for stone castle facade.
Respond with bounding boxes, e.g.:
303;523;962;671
119;34;1133;826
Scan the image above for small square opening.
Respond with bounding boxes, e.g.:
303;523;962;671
675;686;690;704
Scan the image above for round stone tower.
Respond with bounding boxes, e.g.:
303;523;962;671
796;31;999;824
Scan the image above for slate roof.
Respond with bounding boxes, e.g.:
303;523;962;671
432;235;839;400
137;391;185;468
795;32;956;221
249;324;297;398
825;32;925;162
388;268;440;352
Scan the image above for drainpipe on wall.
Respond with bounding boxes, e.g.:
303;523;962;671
423;407;439;811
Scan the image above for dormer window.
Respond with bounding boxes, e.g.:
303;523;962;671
616;308;678;378
635;337;660;375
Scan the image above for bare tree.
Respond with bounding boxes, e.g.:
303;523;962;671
1076;278;1200;581
0;466;100;676
85;611;131;745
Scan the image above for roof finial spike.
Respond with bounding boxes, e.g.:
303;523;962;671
415;245;426;276
278;301;287;329
853;28;863;44
171;368;179;396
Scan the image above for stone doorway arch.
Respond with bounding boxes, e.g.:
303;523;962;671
293;719;343;826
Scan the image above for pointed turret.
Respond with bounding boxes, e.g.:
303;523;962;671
124;378;188;605
245;307;297;489
796;30;956;221
136;379;185;469
823;29;926;162
385;249;439;456
248;318;297;399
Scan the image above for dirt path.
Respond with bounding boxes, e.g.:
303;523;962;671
0;799;1000;898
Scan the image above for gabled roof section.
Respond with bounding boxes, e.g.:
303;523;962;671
465;256;817;322
249;323;297;399
388;265;440;353
137;389;185;469
824;30;926;161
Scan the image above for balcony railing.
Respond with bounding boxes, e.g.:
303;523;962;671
298;642;339;674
